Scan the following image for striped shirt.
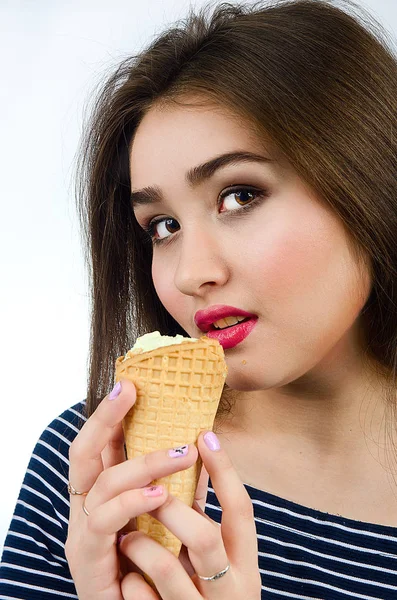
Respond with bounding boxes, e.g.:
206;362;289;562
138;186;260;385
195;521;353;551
0;402;396;599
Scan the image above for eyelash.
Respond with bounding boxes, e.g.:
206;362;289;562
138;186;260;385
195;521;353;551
140;185;269;247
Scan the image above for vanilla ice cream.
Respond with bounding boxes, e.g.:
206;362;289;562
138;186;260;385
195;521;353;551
122;330;199;360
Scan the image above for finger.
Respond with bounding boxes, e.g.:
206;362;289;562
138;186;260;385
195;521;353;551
101;421;126;470
68;379;136;506
148;493;228;589
86;485;169;537
197;431;258;570
121;571;159;600
119;539;140;579
195;463;209;512
86;443;198;512
178;545;196;577
192;499;214;523
191;463;212;524
120;531;201;600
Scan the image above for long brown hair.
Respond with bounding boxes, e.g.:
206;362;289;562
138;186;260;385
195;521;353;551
75;0;397;444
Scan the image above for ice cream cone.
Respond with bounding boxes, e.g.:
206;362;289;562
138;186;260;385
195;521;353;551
114;335;227;587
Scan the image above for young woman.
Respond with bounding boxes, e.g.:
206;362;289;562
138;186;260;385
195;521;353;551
1;0;397;598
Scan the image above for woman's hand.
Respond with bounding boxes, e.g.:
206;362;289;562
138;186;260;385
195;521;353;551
118;430;262;599
65;379;199;600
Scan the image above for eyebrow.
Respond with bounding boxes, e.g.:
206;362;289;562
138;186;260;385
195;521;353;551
130;150;273;208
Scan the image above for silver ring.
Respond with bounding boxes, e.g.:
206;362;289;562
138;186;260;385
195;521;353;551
82;501;90;516
197;563;230;581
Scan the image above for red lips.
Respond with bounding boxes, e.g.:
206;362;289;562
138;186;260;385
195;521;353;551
194;304;257;333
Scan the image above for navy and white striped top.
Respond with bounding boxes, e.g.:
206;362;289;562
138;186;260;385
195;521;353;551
1;401;397;599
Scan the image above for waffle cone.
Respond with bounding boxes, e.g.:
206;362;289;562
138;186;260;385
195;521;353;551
115;336;227;587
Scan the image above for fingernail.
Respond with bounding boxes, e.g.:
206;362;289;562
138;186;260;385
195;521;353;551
143;485;164;497
168;445;189;458
109;381;122;400
204;431;221;451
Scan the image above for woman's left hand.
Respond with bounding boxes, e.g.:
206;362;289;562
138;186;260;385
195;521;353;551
118;431;262;599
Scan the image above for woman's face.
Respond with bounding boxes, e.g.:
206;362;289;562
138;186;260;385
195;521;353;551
129;101;372;391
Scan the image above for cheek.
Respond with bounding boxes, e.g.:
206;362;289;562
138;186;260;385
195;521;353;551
240;201;370;330
151;261;173;308
151;260;190;323
236;211;313;299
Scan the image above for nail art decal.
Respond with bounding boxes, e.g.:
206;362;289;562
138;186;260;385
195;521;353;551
168;445;189;458
143;485;164;497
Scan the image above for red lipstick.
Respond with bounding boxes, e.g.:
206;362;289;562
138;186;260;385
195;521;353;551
194;305;257;350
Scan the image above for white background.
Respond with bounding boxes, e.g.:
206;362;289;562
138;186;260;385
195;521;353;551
0;0;396;554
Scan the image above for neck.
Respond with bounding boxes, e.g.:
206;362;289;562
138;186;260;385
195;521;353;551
216;346;392;465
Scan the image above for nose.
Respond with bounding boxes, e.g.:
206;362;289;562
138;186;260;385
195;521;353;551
173;225;229;296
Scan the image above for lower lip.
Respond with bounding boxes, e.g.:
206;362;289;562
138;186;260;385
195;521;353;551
205;318;258;349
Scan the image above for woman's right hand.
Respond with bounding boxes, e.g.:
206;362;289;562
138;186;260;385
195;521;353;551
65;379;199;600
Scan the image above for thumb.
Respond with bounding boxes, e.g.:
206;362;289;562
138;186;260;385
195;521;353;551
195;463;209;512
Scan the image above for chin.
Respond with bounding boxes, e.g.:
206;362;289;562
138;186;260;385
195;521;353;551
225;369;266;392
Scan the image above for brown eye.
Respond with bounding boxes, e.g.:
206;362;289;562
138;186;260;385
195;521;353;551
142;185;267;247
151;217;180;241
163;218;179;233
220;187;262;212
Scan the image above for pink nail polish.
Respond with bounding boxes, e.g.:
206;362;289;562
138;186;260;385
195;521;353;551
143;485;164;497
109;381;122;400
168;445;189;458
204;431;221;451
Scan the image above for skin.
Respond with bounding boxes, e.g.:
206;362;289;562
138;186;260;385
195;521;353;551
67;380;261;599
65;98;395;599
130;99;397;524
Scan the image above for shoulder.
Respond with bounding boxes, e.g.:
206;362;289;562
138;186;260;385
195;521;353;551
31;401;87;483
0;401;87;594
0;402;86;599
2;400;87;539
20;401;87;508
15;399;87;505
41;400;87;447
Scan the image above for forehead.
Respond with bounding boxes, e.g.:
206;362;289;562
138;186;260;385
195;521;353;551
129;101;272;187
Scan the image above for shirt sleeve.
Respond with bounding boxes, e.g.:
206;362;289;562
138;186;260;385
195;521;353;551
0;403;86;599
